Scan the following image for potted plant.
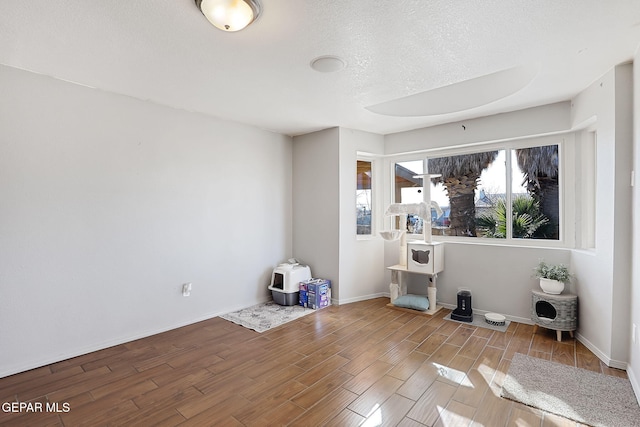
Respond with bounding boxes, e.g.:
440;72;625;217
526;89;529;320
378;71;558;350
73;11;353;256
534;260;571;294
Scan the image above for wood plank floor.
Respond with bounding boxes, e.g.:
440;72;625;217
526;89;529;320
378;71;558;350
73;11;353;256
0;298;628;426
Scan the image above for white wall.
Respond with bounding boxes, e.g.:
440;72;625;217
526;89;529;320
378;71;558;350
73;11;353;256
0;65;293;378
629;49;640;400
292;128;386;303
384;102;571;155
612;65;634;364
570;64;634;368
418;243;570;322
338;128;386;303
292;129;340;296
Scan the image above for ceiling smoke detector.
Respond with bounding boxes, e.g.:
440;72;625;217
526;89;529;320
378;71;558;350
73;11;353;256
310;56;347;73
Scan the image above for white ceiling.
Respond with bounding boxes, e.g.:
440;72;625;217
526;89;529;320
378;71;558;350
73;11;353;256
1;1;639;137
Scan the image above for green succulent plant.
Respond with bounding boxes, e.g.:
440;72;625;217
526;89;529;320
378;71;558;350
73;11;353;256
533;260;572;284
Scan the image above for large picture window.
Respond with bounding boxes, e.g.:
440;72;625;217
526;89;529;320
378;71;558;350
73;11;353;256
394;143;560;241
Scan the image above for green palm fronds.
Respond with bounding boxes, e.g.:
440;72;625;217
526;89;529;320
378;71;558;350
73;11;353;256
477;195;550;239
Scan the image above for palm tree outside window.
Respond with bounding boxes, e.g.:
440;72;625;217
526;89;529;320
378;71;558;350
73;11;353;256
394;144;560;241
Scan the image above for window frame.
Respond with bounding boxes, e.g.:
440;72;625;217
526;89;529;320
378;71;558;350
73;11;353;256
356;155;375;239
388;135;574;248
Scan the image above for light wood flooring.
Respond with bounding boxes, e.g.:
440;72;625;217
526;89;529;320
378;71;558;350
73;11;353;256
0;297;628;426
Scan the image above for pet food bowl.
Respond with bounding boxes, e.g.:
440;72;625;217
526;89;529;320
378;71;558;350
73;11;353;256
485;312;506;326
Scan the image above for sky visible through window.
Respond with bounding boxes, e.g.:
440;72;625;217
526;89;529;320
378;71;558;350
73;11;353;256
399;151;527;208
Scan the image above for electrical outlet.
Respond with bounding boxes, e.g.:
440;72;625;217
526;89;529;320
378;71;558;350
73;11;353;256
182;283;192;297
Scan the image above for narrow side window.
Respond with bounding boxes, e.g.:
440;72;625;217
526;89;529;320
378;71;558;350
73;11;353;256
357;160;372;235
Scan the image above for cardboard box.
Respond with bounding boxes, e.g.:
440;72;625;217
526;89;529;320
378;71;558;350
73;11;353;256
303;278;331;309
298;283;308;308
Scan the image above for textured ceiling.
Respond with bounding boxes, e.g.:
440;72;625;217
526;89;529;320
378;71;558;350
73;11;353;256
1;1;639;136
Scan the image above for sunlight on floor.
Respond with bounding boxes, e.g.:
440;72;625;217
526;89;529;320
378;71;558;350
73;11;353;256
361;404;382;427
513;418;535;427
355;357;585;427
475;361;504;397
433;362;473;387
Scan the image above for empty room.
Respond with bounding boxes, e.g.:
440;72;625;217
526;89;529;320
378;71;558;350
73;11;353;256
1;1;640;426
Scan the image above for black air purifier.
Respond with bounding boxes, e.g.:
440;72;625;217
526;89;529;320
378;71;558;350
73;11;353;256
451;290;473;322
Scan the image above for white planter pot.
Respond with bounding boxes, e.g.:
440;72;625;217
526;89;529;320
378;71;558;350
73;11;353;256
539;278;564;295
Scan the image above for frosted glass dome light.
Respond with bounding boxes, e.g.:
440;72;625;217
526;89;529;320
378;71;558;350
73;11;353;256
195;0;261;32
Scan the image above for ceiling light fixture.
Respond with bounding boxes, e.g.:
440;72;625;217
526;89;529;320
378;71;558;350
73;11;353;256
195;0;261;32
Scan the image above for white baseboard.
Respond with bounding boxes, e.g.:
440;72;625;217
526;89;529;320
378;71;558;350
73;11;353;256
437;303;533;325
627;365;640;406
574;332;627;370
337;295;534;326
336;292;389;305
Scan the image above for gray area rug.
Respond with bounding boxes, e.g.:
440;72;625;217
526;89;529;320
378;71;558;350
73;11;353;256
501;353;640;427
443;312;510;333
220;301;314;333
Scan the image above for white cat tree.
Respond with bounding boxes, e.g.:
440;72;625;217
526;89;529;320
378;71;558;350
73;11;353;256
381;174;444;315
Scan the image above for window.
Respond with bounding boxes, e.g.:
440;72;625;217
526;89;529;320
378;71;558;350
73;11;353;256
508;145;559;240
428;149;503;237
356;160;372;235
394;161;425;235
394;142;561;241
